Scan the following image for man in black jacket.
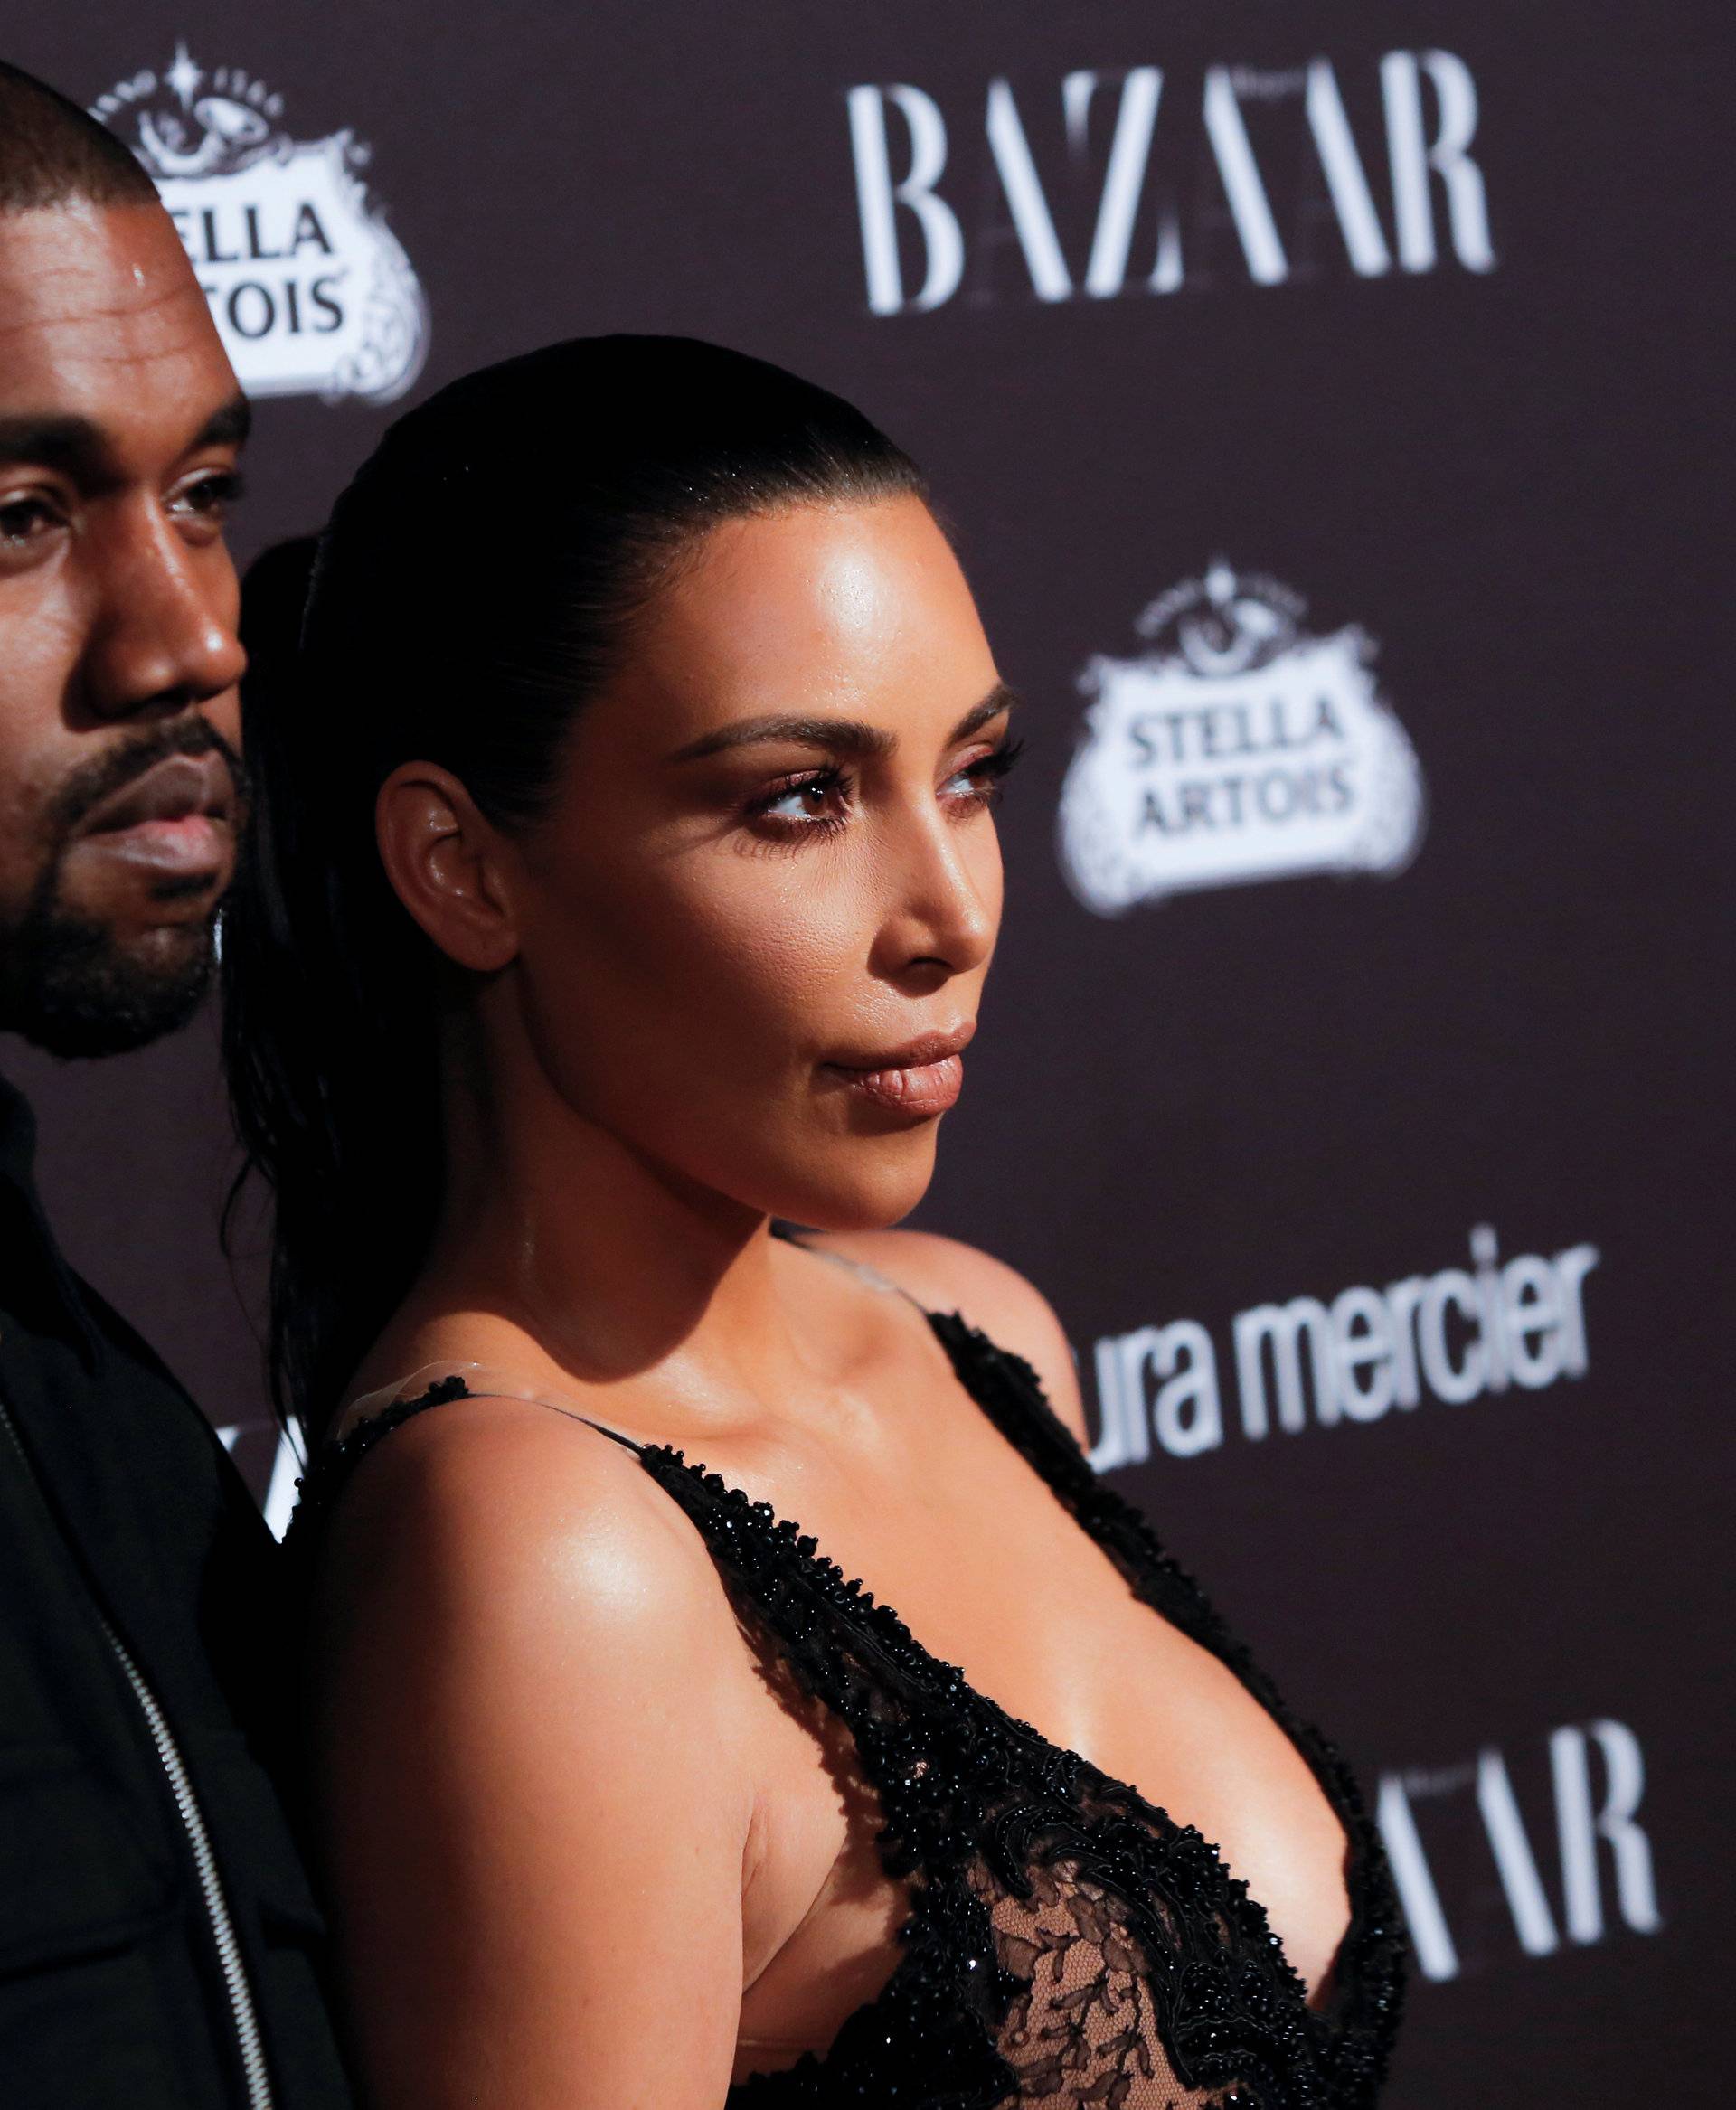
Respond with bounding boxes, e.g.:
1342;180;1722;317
0;62;352;2106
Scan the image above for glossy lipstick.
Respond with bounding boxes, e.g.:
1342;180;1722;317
821;1022;976;1118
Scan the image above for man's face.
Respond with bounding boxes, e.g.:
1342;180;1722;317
0;198;249;1058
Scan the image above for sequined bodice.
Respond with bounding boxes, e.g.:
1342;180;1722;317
294;1310;1405;2107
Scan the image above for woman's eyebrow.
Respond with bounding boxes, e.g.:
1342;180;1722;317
664;682;1018;767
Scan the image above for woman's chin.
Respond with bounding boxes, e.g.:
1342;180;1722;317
766;1143;939;1237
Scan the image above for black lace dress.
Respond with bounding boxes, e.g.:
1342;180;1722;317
291;1309;1406;2108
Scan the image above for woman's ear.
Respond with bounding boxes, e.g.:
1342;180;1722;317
375;762;521;974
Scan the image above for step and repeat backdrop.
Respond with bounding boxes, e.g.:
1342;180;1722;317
4;5;1729;2102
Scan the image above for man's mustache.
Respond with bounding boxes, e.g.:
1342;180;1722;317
44;718;251;843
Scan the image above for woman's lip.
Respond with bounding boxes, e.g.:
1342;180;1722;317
823;1053;964;1117
825;1020;976;1070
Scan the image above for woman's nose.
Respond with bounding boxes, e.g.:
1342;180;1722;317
868;801;1000;986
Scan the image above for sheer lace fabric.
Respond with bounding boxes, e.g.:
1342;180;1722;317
293;1313;1404;2108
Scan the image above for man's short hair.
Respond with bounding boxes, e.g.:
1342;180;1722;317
0;60;159;212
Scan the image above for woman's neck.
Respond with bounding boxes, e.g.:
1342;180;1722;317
414;1014;822;1405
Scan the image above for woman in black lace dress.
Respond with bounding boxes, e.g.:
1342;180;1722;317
223;337;1405;2108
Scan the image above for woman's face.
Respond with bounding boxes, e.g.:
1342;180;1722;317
506;494;1014;1230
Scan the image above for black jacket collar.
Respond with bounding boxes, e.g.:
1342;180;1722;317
0;1067;101;1368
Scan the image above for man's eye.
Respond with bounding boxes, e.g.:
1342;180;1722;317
0;495;62;546
170;470;246;525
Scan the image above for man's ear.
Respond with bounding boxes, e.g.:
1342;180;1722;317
375;762;520;973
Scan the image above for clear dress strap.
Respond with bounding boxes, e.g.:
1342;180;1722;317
336;1360;644;1455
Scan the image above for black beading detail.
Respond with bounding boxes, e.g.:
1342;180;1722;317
291;1313;1405;2106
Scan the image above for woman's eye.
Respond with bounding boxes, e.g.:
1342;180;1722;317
746;739;1023;842
751;768;850;830
944;735;1026;806
763;783;829;821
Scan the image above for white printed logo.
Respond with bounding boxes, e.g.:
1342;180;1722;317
845;52;1495;316
1087;1225;1599;1469
93;44;428;404
1057;562;1425;915
1378;1718;1662;1983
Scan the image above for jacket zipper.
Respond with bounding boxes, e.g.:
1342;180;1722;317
0;1394;275;2110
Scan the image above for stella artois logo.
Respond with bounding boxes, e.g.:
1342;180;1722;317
92;44;429;405
1057;563;1425;915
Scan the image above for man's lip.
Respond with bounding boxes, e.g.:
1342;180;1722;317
68;812;234;882
76;753;236;837
821;1020;977;1073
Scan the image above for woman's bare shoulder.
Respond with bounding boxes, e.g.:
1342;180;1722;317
315;1389;746;1710
307;1393;755;2105
802;1229;1089;1444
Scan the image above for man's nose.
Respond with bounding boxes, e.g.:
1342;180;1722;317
80;505;246;721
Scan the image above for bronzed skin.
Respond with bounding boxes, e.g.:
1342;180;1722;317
0;202;247;1045
317;499;1354;2106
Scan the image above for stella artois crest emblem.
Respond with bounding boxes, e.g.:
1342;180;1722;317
92;44;429;405
1057;562;1425;915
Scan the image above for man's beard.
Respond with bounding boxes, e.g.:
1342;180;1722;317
0;877;220;1059
0;721;247;1060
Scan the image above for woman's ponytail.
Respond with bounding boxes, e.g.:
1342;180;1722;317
222;533;446;1441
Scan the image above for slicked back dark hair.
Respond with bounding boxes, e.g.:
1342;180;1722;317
0;60;159;212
